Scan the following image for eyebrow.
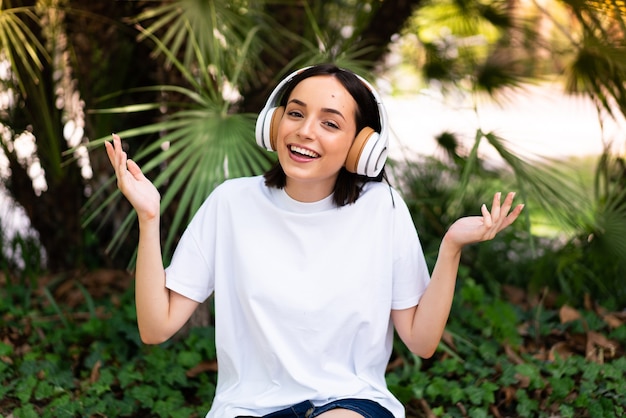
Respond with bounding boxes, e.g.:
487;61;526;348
287;98;346;121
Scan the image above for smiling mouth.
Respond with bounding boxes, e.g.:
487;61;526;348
290;145;320;158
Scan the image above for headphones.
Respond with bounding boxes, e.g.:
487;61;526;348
255;66;389;178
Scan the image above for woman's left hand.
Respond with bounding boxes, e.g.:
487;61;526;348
444;192;524;249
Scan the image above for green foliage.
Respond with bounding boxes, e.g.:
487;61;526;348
387;277;626;417
0;287;215;417
395;0;626;307
398;134;626;307
524;151;626;308
0;221;44;311
404;0;529;97
132;0;266;78
563;0;626;118
0;1;49;97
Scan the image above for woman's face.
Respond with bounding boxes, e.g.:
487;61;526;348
276;75;358;202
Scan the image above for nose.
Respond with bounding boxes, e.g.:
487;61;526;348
296;116;316;140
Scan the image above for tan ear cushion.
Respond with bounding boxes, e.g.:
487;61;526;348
345;127;374;173
269;106;285;151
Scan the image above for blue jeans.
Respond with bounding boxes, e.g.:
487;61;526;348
238;398;395;418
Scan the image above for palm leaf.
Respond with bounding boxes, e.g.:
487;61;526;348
562;0;626;118
482;132;593;232
270;0;379;82
132;0;268;88
86;103;274;261
0;3;49;96
0;2;67;180
591;150;626;259
415;0;507;42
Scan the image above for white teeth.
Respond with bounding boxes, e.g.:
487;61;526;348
290;145;319;158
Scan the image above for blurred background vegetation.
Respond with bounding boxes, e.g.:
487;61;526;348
0;0;625;415
2;0;624;307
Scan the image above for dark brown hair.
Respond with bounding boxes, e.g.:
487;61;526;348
263;64;385;206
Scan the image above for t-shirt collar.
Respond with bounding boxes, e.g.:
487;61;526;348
270;187;336;213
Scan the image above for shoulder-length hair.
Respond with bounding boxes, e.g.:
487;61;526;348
263;64;385;207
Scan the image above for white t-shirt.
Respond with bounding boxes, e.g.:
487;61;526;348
165;176;430;418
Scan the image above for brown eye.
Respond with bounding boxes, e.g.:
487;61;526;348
287;110;303;118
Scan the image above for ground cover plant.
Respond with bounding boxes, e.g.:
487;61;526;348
0;271;215;418
387;276;626;417
1;267;624;418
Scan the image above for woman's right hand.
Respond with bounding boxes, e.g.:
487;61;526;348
105;134;161;222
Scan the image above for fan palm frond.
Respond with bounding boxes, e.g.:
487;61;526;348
562;0;626;118
82;14;274;263
480;132;593;231
0;2;49;96
132;0;268;90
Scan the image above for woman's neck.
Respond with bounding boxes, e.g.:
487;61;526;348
284;177;335;202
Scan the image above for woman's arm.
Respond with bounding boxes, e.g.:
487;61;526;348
106;134;198;344
392;191;524;358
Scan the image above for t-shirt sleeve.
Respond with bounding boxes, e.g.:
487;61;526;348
390;190;431;310
164;191;219;304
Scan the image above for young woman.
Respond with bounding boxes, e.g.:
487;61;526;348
105;64;523;418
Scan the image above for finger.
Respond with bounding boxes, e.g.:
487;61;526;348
127;159;144;180
104;140;115;165
500;192;516;215
490;192;502;223
112;133;121;155
504;203;525;228
481;203;493;228
112;134;127;167
116;137;128;173
497;202;524;232
500;192;518;219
